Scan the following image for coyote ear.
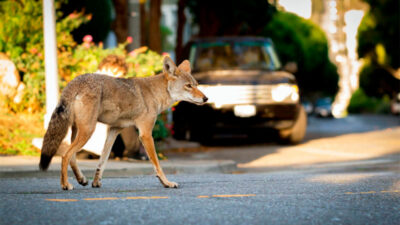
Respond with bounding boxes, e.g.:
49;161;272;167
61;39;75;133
163;56;177;78
178;60;191;73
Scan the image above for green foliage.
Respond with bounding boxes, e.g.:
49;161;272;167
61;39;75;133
348;88;391;114
0;0;170;144
261;11;339;97
358;0;399;69
0;0;90;112
357;0;400;98
359;60;399;98
161;25;174;52
186;0;276;36
0;0;164;112
60;0;112;43
0;111;43;156
152;113;170;141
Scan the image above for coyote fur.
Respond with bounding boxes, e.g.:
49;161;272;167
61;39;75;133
39;57;208;190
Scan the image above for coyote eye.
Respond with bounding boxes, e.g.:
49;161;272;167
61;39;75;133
185;84;192;89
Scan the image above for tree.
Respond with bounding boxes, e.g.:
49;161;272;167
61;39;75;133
148;0;162;53
358;0;399;71
176;0;275;62
60;0;112;43
262;12;338;97
111;0;129;44
357;0;400;97
186;0;275;37
175;0;187;62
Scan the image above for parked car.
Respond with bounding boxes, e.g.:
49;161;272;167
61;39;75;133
391;93;400;115
314;97;332;118
173;37;307;144
302;100;314;115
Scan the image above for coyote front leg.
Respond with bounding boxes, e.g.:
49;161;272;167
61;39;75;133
137;119;178;188
92;127;121;188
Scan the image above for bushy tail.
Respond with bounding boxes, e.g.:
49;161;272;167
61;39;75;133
39;100;71;171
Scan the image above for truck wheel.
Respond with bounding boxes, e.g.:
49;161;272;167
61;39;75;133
279;105;307;144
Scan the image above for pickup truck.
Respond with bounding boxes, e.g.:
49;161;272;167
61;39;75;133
173;37;307;144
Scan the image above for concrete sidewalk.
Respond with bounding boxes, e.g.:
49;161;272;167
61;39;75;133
0;156;237;178
0;137;237;178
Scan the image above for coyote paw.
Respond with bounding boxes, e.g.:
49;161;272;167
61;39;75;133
78;176;88;186
163;181;179;188
156;175;179;188
92;180;102;188
61;183;74;191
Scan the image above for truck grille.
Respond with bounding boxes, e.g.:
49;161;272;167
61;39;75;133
198;84;297;108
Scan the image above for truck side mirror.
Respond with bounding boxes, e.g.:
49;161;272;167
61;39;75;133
283;62;298;74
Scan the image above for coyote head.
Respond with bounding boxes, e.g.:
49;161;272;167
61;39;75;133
163;56;208;105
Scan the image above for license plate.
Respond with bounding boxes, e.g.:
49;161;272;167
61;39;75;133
234;105;256;118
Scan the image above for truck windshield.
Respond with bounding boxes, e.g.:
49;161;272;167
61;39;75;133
190;41;281;72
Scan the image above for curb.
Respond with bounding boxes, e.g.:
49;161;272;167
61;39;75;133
0;157;237;178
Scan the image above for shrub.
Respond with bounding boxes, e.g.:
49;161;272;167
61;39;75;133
348;88;391;113
261;11;339;97
0;0;170;144
0;0;90;112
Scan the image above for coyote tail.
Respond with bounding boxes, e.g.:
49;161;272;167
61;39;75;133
39;100;71;171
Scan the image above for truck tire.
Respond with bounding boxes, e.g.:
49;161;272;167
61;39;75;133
279;105;307;144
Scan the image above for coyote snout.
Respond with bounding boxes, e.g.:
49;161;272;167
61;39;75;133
39;56;206;190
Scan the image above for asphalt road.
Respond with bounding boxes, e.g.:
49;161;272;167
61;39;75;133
1;114;399;225
165;114;400;173
1;171;400;225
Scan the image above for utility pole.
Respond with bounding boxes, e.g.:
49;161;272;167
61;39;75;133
128;0;141;50
43;0;59;128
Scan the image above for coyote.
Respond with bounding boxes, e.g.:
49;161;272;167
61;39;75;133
39;56;208;190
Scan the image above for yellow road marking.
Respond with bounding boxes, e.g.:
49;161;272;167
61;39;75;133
380;190;400;193
360;191;376;194
197;194;256;198
46;199;79;202
126;196;169;200
197;195;210;198
212;194;256;198
84;197;119;201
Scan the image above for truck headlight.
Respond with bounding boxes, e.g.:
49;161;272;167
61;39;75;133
271;84;299;102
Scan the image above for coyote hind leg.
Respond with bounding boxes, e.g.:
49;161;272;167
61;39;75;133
69;124;88;186
92;127;121;188
61;123;95;190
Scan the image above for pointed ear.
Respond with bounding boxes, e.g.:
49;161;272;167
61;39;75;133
178;60;191;73
163;56;177;77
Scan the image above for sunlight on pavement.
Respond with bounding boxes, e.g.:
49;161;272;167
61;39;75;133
239;128;400;168
345;190;400;195
306;173;379;184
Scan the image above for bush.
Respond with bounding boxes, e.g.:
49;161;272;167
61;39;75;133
0;0;90;112
261;11;339;97
0;0;165;112
0;0;170;145
348;88;391;113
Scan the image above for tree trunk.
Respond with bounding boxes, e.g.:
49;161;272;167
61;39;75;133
175;0;186;63
148;0;162;53
111;0;129;43
140;1;147;46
